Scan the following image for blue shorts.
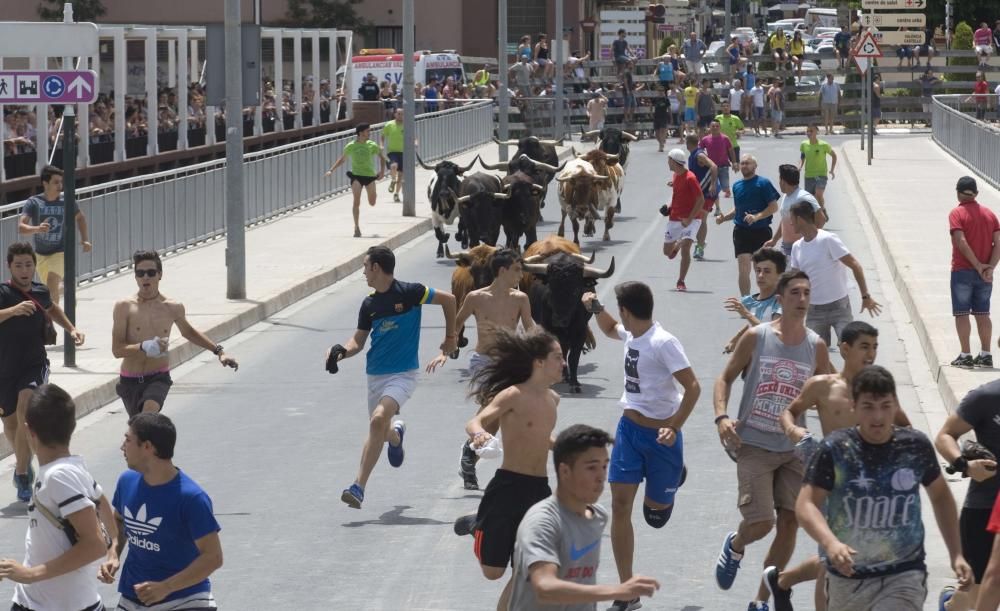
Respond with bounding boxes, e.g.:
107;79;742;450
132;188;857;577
684;108;697;122
609;415;684;506
951;269;993;316
387;152;403;168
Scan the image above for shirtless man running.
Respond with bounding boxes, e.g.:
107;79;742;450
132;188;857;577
111;250;238;416
766;321;910;611
455;248;536;490
453;327;564;611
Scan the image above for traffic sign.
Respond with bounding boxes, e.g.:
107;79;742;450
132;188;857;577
861;0;925;8
0;22;99;57
656;24;680;32
854;55;871;74
854;31;883;57
0;70;96;104
860;13;926;27
871;30;925;45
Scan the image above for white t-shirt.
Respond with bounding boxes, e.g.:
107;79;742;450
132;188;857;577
729;88;744;110
790;229;852;306
751;86;765;107
779;187;820;245
995;83;1000;99
14;456;104;611
616;322;691;420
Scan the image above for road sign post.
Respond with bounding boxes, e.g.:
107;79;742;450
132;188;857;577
0;71;96;104
62;106;77;368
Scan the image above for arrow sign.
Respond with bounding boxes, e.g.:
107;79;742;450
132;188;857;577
0;70;97;104
861;0;925;8
871;30;926;45
854;31;883;57
860;13;927;27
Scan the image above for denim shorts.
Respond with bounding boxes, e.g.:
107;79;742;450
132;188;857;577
951;269;992;315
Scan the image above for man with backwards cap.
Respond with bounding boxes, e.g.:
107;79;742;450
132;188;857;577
660;148;705;292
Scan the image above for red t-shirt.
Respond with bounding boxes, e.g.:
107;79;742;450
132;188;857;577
988;490;1000;533
669;170;703;221
949;200;1000;271
974;80;989;104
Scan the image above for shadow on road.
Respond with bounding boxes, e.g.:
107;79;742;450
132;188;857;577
342;505;450;528
0;503;27;518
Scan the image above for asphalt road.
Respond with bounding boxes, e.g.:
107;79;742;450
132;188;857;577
0;131;956;610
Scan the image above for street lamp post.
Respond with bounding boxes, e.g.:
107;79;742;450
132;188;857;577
498;0;510;161
403;0;416;216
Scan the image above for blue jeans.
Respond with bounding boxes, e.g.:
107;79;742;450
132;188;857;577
951;269;992;315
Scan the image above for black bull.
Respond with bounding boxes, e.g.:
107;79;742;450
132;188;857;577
454;172;506;248
523;253;615;393
419;154;478;257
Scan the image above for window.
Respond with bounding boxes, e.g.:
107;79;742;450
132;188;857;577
508;0;547;46
375;26;403;52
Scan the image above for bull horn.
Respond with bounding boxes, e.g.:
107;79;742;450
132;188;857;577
583;257;616;279
493;137;520;146
455;194;473;203
523;254;545;263
459;155;478;174
444;245;469;260
522;262;550;275
531;159;560;173
604;154;619;163
539;138;563;146
569;251;596;264
415;154;436;171
531;183;545;191
582;128;601;138
478;158;510;171
492;192;510;200
590;174;609;180
622;131;638;142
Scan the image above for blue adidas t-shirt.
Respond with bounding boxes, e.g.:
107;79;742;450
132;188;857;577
113;469;221;604
358;279;434;375
733;175;780;229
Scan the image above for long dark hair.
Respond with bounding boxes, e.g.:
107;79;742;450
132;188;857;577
471;327;560;407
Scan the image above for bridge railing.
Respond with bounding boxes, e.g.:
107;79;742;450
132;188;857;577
0;99;494;284
931;94;1000;192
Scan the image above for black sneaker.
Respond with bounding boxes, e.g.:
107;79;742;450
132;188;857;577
975;354;994;368
454;513;478;536
607;599;641;611
459;441;479;490
951;354;975;368
763;566;793;611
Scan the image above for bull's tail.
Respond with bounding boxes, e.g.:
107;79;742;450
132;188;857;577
583;325;596;353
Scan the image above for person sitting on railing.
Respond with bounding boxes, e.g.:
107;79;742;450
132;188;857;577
974;22;994;69
770;28;790;73
790;31;807;80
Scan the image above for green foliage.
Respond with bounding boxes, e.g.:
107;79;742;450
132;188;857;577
285;0;367;30
37;0;105;21
924;0;996;29
946;21;977;83
658;37;677;56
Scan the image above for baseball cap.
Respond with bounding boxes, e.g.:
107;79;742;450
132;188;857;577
668;149;687;165
956;176;978;194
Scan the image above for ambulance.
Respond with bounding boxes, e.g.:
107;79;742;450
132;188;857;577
347;49;465;99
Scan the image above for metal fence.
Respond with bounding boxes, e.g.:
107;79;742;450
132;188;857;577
0;99;493;284
932;94;1000;191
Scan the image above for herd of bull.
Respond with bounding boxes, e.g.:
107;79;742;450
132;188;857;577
425;130;639;392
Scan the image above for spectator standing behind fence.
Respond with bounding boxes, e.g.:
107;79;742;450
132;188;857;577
358;73;380;102
917;68;940;119
682;32;707;77
968;72;990;122
948;176;1000;369
17;165;92;305
818;74;841;136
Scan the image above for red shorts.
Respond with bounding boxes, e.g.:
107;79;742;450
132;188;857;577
702;197;717;213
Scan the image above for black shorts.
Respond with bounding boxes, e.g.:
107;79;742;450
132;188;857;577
962;506;996;583
733;225;773;257
0;361;49;418
347;172;377;187
115;372;172;417
698;114;714;128
387;152;403;168
654;115;670;130
473;469;551;568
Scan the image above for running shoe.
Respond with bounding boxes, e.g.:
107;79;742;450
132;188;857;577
454;513;478;536
388;178;396;193
607;599;641;611
951;354;975;368
459;441;479;490
938;585;955;611
747;603;769;611
13;473;30;503
693;244;705;260
763;566;793;611
393;193;401;203
676;281;687;292
341;483;364;509
353;227;362;238
387;421;406;467
975;353;994;368
715;531;742;590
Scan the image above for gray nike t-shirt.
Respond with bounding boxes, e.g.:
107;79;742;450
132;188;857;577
509;497;609;611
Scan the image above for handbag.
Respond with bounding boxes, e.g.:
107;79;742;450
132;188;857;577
8;281;58;345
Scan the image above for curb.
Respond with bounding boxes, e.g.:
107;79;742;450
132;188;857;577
841;145;959;412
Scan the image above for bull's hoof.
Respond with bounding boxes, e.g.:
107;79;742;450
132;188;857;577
603;233;611;241
557;228;565;237
615;202;622;213
570;383;583;394
461;240;469;249
458;336;469;348
449;349;460;360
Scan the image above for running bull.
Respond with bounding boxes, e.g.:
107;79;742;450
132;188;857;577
454;172;507;248
580;127;636;212
420;154;479;258
556;150;624;243
521;236;614;393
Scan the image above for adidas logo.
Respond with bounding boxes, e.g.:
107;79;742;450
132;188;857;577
124;504;162;552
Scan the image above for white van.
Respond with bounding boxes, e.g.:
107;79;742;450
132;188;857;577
348;49;464;99
805;8;838;30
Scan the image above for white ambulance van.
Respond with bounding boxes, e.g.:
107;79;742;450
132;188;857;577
347;49;464;99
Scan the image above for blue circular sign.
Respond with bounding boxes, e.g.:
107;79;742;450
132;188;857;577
43;75;65;99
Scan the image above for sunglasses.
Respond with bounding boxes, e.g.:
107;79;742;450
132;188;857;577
134;269;159;278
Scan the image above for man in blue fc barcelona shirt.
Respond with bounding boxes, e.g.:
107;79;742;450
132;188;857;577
327;245;457;509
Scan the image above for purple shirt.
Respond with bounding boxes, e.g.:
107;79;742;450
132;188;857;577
699;134;733;166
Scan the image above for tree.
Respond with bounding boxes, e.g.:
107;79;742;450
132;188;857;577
37;0;106;21
923;0;995;30
285;0;368;30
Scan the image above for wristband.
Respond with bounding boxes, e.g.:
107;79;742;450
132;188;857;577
714;414;730;425
212;344;224;356
861;294;871;300
951;456;969;476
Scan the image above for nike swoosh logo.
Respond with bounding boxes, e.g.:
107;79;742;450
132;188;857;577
569;539;600;561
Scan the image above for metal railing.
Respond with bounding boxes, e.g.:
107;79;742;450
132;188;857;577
932;95;1000;192
0;100;493;284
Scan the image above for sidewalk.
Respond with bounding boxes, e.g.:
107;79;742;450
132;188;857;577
2;141;569;457
842;135;1000;416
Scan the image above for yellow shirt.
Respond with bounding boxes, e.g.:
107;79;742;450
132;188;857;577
770;33;787;50
684;85;698;108
790;40;805;55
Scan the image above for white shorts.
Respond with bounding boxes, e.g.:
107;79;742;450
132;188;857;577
468;351;492;379
664;219;702;243
976;45;993;55
367;371;419;416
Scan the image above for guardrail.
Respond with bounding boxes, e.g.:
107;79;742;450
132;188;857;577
0;100;493;284
931;94;1000;191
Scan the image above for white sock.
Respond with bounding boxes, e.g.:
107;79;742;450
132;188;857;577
981;351;992;357
960;352;972;358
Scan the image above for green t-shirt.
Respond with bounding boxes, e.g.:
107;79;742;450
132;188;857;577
344;140;382;177
715;114;744;148
800;140;833;178
382;121;405;153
